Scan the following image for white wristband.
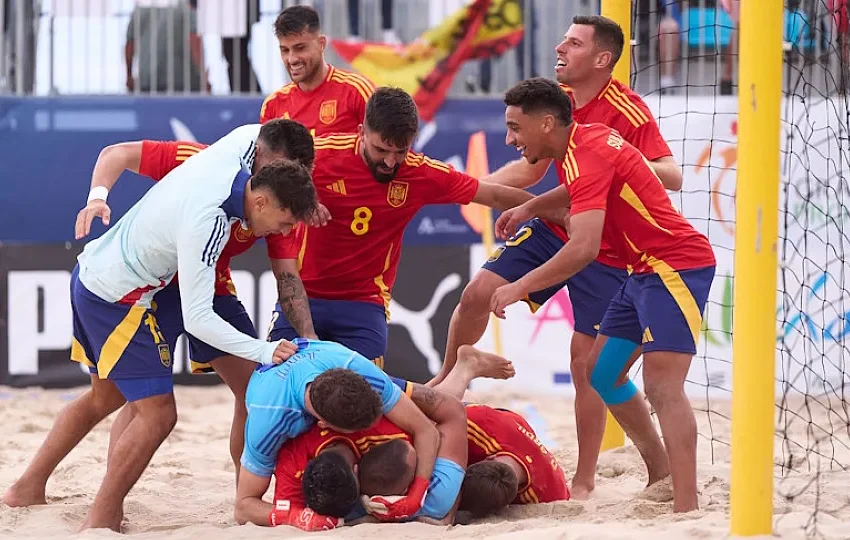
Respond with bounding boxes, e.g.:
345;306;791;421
87;186;109;203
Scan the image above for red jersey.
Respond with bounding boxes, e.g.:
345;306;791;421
266;134;480;311
259;65;374;136
272;425;356;506
465;405;569;504
544;80;674;269
138;140;272;296
560;123;715;273
342;416;412;454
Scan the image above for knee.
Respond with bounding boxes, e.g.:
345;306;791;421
138;395;178;436
458;278;496;317
642;379;682;409
90;385;127;417
589;337;639;405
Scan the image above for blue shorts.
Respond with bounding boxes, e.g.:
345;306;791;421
566;261;630;337
69;265;174;402
152;281;257;373
599;266;716;354
389;375;414;397
267;298;387;366
482;218;628;337
482;219;567;311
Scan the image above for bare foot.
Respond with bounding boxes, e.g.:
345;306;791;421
3;480;47;507
79;513;123;533
569;481;594;501
456;345;515;380
639;474;673;502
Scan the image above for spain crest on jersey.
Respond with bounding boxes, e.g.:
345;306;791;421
387;180;409;208
319;100;337;125
233;222;253;243
158;343;172;368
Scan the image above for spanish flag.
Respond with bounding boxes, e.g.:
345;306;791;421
331;0;524;122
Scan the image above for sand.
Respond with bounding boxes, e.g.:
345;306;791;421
1;384;848;540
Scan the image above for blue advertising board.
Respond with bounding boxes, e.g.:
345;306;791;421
0;96;559;245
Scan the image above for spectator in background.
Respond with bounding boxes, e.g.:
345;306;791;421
197;0;260;93
348;0;399;44
719;0;738;95
658;1;681;92
126;0;209;94
2;0;39;94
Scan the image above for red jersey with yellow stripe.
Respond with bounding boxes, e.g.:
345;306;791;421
465;404;569;504
543;79;674;269
259;65;374;136
266;135;480;311
272;424;356;506
562;79;672;161
138;140;269;297
561;123;715;273
341;416;413;454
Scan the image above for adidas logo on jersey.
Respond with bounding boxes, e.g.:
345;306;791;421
326;179;346;195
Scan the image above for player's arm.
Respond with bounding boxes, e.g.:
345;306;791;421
649;156;683;192
481;157;552;189
408;385;467;522
493;184;572;240
266;231;318;339
234;469;274;525
75;142;143;239
409;384;468;469
178;202;290;364
269;257;318;339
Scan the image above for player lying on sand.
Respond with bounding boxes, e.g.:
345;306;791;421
235;338;463;527
257;345;512;530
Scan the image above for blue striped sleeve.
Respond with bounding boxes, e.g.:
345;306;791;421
241;407;313;477
201;215;227;267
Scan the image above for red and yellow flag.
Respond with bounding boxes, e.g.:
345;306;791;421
331;0;524;122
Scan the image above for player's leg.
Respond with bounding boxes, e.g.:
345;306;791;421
587;281;670;489
3;267;126;507
104;281;186;462
432;345;514;400
71;286;177;531
188;294;258;480
564;261;633;499
635;266;715;513
82;388;177;531
433;219;565;386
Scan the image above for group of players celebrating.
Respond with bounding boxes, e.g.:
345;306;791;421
2;6;716;533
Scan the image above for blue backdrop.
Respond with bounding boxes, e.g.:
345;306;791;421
0;96;559;245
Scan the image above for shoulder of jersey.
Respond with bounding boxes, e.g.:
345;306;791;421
327;65;375;103
260;83;297;111
403;150;451;173
601;80;652;127
314;133;359;154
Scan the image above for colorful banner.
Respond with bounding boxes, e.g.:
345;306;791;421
330;0;524;121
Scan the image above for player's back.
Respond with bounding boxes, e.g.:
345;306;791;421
344;416;411;455
465;404;568;504
569;123;714;273
259;65;374;135
77;125;261;303
562;79;671;162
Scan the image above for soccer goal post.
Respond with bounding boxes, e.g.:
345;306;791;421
730;0;782;536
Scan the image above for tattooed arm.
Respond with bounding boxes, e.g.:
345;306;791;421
269;258;318;339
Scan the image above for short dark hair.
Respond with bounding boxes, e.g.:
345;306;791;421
458;461;519;518
309;368;382;431
258;119;315;170
358;439;413;496
249;159;317;222
364;87;419;148
572;15;625;69
504;77;573;127
274;5;321;37
302;451;359;517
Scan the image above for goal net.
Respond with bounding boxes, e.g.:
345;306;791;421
632;0;849;535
